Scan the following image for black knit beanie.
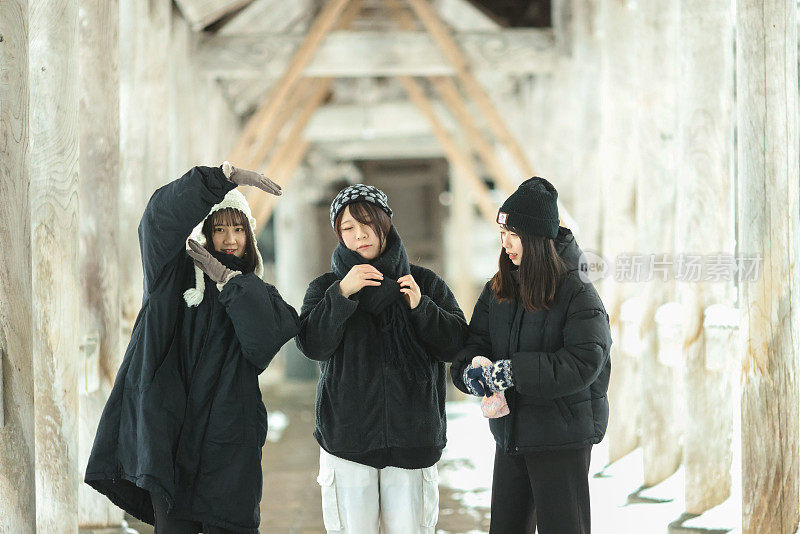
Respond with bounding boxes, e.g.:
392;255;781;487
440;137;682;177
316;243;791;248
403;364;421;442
329;183;393;227
496;177;560;239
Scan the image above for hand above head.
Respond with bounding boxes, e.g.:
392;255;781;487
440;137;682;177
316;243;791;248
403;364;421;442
339;264;384;298
222;161;282;196
398;274;422;309
187;239;241;285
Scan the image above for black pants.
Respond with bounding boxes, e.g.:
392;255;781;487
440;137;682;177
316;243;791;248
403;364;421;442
489;444;592;534
151;493;238;534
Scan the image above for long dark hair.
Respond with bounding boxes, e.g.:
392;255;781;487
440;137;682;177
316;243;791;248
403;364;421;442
334;201;393;252
491;225;568;311
201;207;258;274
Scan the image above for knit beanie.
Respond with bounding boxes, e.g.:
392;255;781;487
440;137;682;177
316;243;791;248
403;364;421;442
329;183;393;227
496;177;560;239
183;188;264;307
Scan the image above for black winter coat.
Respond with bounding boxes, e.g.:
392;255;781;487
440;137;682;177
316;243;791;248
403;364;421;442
84;166;299;533
451;227;612;454
296;266;468;466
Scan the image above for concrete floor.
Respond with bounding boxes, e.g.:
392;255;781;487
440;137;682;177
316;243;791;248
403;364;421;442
111;382;738;534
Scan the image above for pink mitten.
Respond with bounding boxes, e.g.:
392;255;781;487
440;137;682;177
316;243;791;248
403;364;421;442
472;356;510;419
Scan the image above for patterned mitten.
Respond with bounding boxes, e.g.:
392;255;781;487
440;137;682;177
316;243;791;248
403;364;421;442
482;359;515;394
463;365;489;397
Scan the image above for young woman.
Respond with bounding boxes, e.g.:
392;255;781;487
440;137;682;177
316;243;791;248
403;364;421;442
451;177;612;534
85;163;300;534
296;184;469;534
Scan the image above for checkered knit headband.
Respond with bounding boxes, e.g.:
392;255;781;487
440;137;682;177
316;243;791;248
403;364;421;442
329;184;393;227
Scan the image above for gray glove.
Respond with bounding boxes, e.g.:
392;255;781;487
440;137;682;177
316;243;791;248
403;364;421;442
222;161;282;196
187;239;241;286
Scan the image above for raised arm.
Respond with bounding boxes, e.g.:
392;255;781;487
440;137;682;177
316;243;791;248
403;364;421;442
138;166;236;291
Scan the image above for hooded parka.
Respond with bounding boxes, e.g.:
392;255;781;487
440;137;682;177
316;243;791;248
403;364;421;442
84;166;300;533
451;227;612;454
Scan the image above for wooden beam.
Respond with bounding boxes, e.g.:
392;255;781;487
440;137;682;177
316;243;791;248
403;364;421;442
398;76;497;224
199;29;556;78
29;0;81;530
174;0;252;31
316;136;445;159
239;77;314;169
246;78;332;219
0;0;35;527
219;0;311;35
430;76;516;194
226;0;354;165
737;0;799;532
305;100;455;141
406;0;535;177
253;139;311;226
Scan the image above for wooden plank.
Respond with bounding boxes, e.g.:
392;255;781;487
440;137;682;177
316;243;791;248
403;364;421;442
28;0;81;530
253;139;311;226
406;0;535;177
246;79;332;219
226;0;354;166
430;76;516;194
239;77;314;169
635;0;681;488
737;0;799;532
174;0;252;30
398;76;496;224
0;0;35;527
78;0;121;390
198;29;556;78
219;0;311;35
316;136;445;159
676;0;736;517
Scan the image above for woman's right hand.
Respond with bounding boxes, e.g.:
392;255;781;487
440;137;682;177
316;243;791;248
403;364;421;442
339;264;384;298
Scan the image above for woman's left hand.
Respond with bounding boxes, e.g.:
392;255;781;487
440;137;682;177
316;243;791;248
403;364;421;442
398;274;422;309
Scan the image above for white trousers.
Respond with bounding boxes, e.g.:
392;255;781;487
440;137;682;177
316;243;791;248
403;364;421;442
317;448;439;533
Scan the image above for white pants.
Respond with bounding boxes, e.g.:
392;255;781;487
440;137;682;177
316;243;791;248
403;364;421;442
317;448;439;533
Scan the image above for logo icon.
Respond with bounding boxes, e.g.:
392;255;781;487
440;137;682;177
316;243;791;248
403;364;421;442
497;212;508;224
578;250;609;283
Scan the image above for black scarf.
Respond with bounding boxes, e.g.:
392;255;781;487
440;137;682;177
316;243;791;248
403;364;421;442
331;226;430;379
210;249;249;274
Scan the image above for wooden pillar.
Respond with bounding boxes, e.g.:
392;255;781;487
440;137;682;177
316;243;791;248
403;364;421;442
676;0;735;516
445;167;480;319
634;0;681;487
119;0;148;331
275;168;321;381
77;0;124;527
569;0;602;253
0;1;36;532
29;0;81;531
736;0;799;532
597;0;640;464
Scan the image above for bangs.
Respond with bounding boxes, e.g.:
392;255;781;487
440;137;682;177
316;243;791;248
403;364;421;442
210;207;248;228
346;201;377;226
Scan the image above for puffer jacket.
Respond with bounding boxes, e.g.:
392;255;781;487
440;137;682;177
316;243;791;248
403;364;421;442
451;227;612;453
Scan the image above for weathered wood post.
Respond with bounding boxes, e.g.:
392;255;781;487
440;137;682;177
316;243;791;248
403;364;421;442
736;0;799;532
29;0;81;530
77;0;124;527
597;0;640;464
0;1;36;532
634;0;681;487
675;0;736;519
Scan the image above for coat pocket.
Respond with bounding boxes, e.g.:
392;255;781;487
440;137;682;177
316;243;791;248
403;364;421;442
419;465;439;528
317;467;342;531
